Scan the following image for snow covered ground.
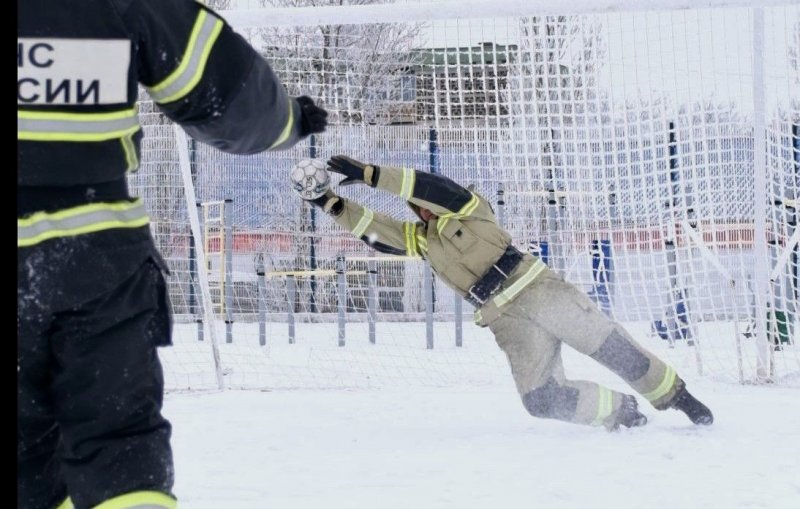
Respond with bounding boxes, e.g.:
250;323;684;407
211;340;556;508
165;381;800;509
160;318;799;508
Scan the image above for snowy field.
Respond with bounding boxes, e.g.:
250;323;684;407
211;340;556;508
165;383;800;509
160;320;800;509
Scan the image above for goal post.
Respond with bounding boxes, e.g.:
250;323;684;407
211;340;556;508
130;0;800;390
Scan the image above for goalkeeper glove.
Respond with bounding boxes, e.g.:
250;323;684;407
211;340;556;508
296;96;328;137
308;189;344;216
327;155;380;187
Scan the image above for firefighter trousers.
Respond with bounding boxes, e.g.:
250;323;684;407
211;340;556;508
488;270;684;429
17;229;175;509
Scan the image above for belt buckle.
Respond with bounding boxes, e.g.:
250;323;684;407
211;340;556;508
468;287;486;306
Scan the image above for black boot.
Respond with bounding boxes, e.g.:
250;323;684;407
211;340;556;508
670;387;714;425
608;394;648;431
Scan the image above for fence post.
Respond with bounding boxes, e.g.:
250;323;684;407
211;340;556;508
429;127;439;175
429;127;439;317
309;134;318;313
454;291;462;347
546;180;561;272
336;253;346;347
194;203;205;342
497;183;505;230
256;255;266;347
188;141;202;343
752;7;772;380
424;264;434;349
664;121;696;348
590;239;613;317
287;275;296;344
367;259;377;344
224;198;234;343
791;123;799;304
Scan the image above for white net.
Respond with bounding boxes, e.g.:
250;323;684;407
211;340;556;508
128;0;800;390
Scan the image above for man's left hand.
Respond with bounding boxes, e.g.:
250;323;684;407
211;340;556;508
327;155;379;187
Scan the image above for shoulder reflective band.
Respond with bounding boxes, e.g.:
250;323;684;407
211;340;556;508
147;10;224;104
17;108;140;142
18;199;149;247
436;192;480;234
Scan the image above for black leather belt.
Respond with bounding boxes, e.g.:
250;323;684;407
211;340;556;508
465;245;523;307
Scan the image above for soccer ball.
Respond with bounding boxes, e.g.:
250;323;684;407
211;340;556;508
290;158;330;200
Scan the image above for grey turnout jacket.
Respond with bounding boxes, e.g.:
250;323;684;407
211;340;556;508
319;165;550;327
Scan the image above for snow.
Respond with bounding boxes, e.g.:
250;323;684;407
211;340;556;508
164;377;800;508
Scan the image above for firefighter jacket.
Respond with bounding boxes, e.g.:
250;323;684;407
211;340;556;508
18;0;305;245
320;166;550;327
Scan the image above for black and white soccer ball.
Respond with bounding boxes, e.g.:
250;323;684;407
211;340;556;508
290;158;330;200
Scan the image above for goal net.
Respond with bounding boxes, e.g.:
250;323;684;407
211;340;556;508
127;0;800;390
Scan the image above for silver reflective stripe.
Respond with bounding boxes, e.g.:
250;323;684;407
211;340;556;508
147;10;223;103
18;109;140;142
18;200;149;247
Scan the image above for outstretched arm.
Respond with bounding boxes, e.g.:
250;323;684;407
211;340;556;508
119;0;327;154
326;155;494;223
311;190;425;257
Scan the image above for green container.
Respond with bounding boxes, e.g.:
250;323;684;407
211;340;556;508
766;310;792;345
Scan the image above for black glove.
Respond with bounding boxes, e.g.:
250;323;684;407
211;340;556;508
308;189;344;216
296;96;328;137
327;155;380;187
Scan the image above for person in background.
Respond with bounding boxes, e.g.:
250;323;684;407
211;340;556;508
18;0;327;507
304;155;713;432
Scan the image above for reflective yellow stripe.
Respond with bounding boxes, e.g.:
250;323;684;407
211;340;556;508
55;497;74;509
436;192;479;234
642;366;677;402
404;222;418;256
93;490;177;509
399;167;415;200
491;259;546;307
416;232;427;252
18;200;149;248
592;387;614;425
18;108;140;142
121;132;138;172
267;96;295;150
436;217;448;233
351;208;374;238
474;309;482;323
147;10;224;104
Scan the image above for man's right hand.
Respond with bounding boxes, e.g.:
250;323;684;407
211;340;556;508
327;155;379;187
296;96;328;137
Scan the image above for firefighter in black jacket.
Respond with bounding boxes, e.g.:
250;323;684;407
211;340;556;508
17;1;327;508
